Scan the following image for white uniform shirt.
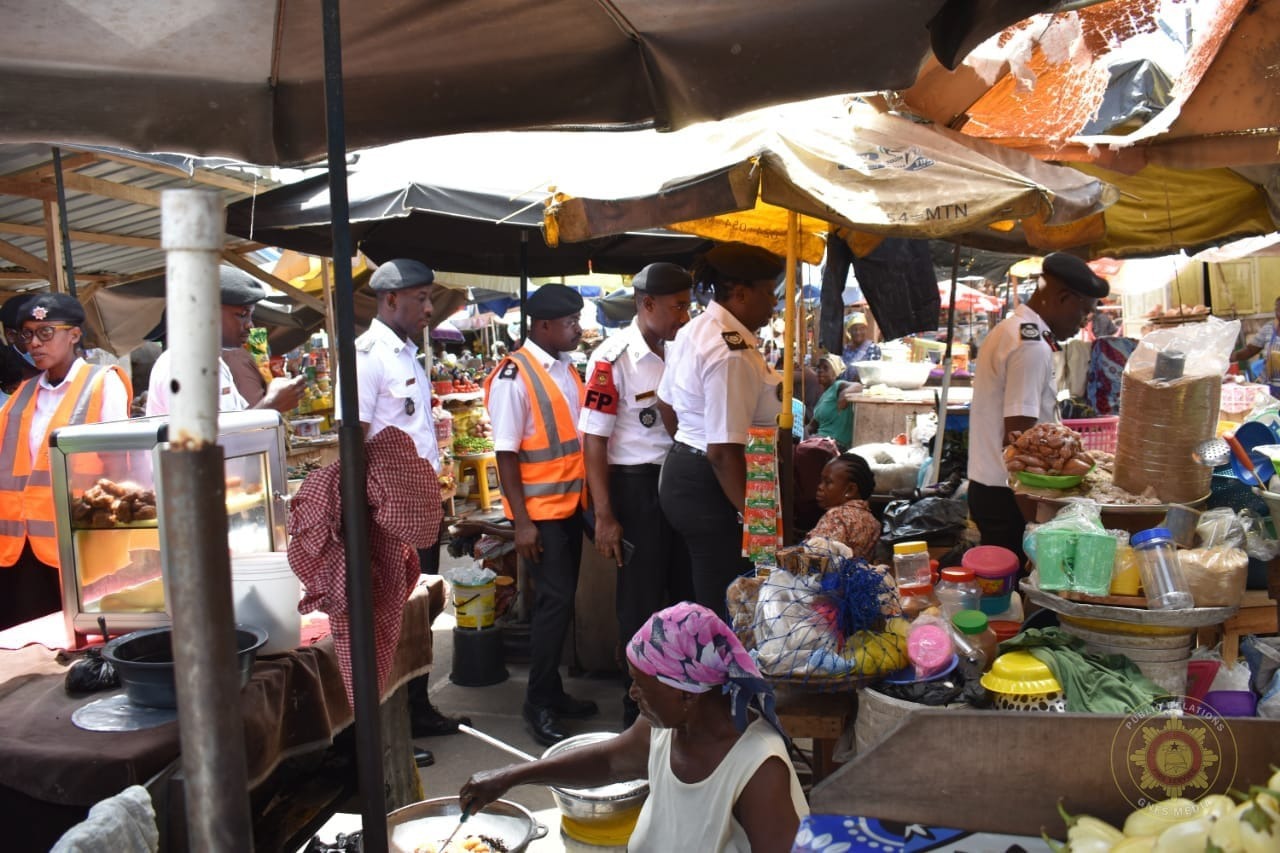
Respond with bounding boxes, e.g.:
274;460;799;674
30;358;130;463
488;339;582;453
352;317;440;471
578;320;672;466
968;302;1058;487
146;349;247;416
658;300;781;452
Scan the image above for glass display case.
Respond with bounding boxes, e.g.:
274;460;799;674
50;410;288;644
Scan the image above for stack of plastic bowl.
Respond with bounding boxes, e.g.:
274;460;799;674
980;651;1067;712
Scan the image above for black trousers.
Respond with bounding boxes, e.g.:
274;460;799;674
0;542;61;631
658;444;751;622
609;464;693;686
968;480;1028;569
524;512;584;707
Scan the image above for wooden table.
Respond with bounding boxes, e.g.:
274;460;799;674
773;686;856;783
847;387;972;447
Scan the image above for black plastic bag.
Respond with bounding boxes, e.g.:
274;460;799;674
64;647;119;696
880;496;967;543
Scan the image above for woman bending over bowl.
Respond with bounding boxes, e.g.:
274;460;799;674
459;602;807;852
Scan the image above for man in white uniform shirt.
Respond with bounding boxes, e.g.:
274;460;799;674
351;258;464;747
579;263;694;727
145;267;304;416
485;283;597;746
968;252;1108;565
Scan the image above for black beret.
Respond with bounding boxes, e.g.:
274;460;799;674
633;263;693;296
369;258;435;292
1042;252;1109;299
526;284;584;320
219;266;268;306
22;292;85;327
0;294;33;329
704;242;785;283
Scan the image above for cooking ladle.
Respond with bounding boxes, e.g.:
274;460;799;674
437;726;538;852
1225;433;1265;486
1191;437;1231;468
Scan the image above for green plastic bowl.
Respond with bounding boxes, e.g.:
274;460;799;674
1015;467;1091;489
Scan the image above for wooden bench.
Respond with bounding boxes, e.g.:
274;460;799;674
774;689;855;783
1196;589;1279;663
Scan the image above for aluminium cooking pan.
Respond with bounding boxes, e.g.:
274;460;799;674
386;797;547;853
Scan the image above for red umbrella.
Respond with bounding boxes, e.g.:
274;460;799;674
938;280;1002;312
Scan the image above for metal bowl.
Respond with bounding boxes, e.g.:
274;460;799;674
386;797;546;853
541;732;648;823
101;624;268;709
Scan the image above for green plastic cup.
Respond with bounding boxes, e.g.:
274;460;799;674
1071;531;1117;596
1035;529;1075;591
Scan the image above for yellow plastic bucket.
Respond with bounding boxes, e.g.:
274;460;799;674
453;581;495;628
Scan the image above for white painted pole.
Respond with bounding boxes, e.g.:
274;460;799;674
160;189;223;445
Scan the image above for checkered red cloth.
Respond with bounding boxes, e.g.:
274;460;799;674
287;427;441;705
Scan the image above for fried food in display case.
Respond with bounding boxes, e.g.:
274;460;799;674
50;410;289;645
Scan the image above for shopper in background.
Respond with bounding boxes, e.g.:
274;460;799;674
580;262;695;728
807;352;856;451
1231;295;1280;397
841;312;880;382
0;294;131;629
658;243;783;621
145;266;305;416
486;283;598;746
967;252;1108;565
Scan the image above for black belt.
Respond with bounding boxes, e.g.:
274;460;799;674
610;463;663;474
671;442;707;457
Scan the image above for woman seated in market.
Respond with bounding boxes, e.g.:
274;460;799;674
806;352;856;451
459;602;808;852
808;450;880;559
0;294;131;630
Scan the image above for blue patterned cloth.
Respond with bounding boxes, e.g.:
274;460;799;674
792;815;1050;852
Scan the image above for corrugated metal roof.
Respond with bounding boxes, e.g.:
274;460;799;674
0;143;276;295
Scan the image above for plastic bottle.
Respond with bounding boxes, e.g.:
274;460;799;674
951;610;998;671
893;541;932;588
1129;527;1194;610
897;582;940;621
934;567;982;617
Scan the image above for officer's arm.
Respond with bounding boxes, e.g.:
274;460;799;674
1003;416;1037;446
706;443;747;512
655;399;678;438
583;435;624;565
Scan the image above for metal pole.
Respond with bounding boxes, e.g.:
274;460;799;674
519;232;529;343
927;244;962;487
51;147;78;298
779;213;799;544
320;1;389;849
160;188;254;852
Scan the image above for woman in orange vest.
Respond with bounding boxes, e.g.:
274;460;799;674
0;294;131;630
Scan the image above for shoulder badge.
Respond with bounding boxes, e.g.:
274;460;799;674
1019;323;1040;341
498;361;519;380
583;361;619;414
721;331;748;351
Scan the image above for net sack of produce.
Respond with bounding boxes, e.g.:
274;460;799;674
743;557;906;684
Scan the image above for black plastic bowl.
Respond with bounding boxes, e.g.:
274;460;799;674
101;625;269;709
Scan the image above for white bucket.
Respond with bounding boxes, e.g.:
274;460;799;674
231;553;302;655
1059;618;1192;696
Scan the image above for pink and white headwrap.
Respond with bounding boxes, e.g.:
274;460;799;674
626;602;783;735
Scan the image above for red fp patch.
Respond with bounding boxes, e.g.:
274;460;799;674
583;362;619;414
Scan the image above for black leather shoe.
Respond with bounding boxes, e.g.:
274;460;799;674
549;693;599;719
523;703;568;747
410;705;472;738
413;747;435;768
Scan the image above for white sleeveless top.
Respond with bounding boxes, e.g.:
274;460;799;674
627;718;809;852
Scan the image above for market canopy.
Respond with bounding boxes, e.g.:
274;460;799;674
0;0;1060;167
544;98;1117;261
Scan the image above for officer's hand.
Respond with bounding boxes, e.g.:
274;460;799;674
514;519;542;562
263;375;307;413
594;512;625;567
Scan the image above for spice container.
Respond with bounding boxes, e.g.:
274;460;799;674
951;610;998;671
897;582;939;620
934;567;981;617
1129;527;1194;610
892;541;932;587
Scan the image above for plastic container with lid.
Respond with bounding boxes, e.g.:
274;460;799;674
952;610;998;671
893;541;932;587
934;567;982;617
897;581;939;620
1129;527;1194;610
907;621;954;679
962;545;1021;607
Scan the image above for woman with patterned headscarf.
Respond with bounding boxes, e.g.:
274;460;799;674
460;602;808;852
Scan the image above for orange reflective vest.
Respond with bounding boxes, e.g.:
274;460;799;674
0;363;132;567
483;348;586;521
